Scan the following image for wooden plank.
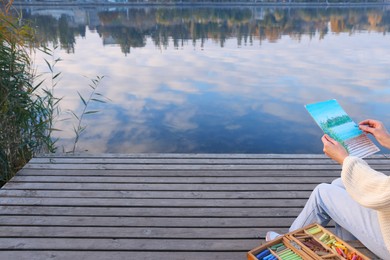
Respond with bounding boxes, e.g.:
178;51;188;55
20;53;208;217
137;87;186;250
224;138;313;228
29;158;346;164
29;157;390;165
0;190;312;199
1;250;376;260
16;168;346;177
0;238;261;251
0;226;275;239
1;182;320;191
0;206;303;217
0;197;308;207
9;175;337;183
21;163;390;170
0;251;247;260
22;163;348;170
34;153;390;159
0;216;296;227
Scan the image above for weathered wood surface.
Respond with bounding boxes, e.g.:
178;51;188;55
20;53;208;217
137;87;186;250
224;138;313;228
0;153;387;260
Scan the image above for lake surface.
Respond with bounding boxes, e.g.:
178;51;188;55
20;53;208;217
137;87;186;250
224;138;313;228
19;4;390;154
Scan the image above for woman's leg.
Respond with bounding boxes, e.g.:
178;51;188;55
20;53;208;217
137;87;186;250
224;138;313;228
330;177;344;188
289;182;388;259
329;178;355;239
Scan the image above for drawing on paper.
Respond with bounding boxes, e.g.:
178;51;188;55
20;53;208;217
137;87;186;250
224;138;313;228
305;99;379;158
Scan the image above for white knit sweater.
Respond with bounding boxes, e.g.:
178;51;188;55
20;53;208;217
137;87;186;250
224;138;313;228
341;156;390;257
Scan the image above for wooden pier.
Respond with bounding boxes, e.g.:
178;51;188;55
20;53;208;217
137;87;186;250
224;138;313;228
0;154;386;259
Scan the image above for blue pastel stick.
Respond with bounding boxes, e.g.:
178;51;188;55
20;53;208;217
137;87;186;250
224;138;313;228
263;253;276;260
256;249;270;259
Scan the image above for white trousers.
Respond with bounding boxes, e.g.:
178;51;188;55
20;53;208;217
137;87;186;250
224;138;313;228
289;178;389;260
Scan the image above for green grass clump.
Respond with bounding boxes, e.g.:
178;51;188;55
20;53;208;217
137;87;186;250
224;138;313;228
0;1;55;185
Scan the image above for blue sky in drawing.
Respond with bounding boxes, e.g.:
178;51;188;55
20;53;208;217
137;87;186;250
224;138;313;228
305;99;348;124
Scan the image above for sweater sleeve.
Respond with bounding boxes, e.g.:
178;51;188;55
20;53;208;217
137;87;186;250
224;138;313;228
341;156;390;210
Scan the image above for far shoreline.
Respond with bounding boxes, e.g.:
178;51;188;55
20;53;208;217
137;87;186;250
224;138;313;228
11;1;390;8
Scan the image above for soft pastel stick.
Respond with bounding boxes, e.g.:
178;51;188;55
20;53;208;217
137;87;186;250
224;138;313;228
306;228;321;235
263;253;277;260
319;233;329;241
275;245;287;252
279;251;294;258
277;248;291;255
270;243;284;250
285;256;301;260
256;249;270;259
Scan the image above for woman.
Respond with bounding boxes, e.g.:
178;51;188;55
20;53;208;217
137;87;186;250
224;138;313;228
266;119;390;260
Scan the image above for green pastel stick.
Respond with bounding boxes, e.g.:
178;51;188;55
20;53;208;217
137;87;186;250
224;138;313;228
270;243;285;250
282;254;299;260
279;250;295;258
306;226;321;233
285;253;302;260
319;233;329;242
277;248;291;255
276;245;287;252
306;227;321;235
283;256;298;260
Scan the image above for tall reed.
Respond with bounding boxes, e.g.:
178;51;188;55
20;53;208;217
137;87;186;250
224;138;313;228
69;75;107;153
0;0;54;184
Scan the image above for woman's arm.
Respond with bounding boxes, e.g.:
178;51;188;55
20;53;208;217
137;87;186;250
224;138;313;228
341;156;390;210
321;134;349;164
359;119;390;149
321;134;390;210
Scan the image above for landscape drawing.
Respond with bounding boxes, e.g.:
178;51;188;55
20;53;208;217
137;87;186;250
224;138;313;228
305;99;380;158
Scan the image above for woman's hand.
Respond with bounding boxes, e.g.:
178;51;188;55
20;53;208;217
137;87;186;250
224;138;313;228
321;134;349;165
359;119;390;149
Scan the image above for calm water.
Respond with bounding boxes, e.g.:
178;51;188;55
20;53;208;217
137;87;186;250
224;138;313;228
20;4;390;154
333;122;362;140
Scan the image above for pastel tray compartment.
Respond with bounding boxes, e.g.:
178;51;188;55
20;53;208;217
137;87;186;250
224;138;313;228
248;236;312;260
247;237;283;260
291;229;337;259
301;224;369;260
247;224;370;260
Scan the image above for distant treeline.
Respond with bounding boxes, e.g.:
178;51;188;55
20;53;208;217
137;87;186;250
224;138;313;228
12;0;390;3
20;6;390;53
320;115;352;129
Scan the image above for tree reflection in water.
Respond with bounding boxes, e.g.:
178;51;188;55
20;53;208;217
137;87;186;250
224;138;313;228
15;4;390;154
21;6;390;54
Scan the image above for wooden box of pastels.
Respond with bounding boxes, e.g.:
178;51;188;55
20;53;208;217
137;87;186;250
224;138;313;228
247;224;370;260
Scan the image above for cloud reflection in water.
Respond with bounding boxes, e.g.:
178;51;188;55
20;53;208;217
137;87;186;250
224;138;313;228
33;21;390;154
